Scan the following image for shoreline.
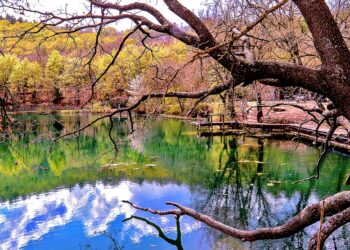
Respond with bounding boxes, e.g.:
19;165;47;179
8;109;350;153
194;121;350;153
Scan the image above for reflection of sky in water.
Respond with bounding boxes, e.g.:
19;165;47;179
0;181;206;250
0;118;349;249
0;180;348;249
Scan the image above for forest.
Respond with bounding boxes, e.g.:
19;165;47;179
0;4;333;115
0;17;188;111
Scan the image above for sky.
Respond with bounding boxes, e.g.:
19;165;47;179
25;0;206;30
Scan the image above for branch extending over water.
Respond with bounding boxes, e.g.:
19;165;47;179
123;191;350;249
51;78;234;148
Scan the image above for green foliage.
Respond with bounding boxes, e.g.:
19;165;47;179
0;20;210;109
0;54;18;86
61;58;90;87
165;102;182;115
9;58;42;90
45;50;64;87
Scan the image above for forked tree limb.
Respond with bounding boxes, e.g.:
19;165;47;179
84;23;142;106
123;191;350;248
123;215;183;250
3;0;350;118
201;0;290;55
315;123;338;179
293;122;336;184
250;102;322;121
250;101;347;182
122;200;183;216
308;207;350;250
292;0;350;69
1;1;331;108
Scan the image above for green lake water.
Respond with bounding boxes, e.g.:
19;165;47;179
0;115;349;249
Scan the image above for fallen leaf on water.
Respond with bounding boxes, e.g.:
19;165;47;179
149;156;159;160
145;164;157;167
102;163;129;168
269;180;282;184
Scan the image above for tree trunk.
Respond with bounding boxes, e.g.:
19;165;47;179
253;82;263;123
227;87;236;118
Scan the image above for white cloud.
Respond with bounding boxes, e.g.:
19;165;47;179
0;181;135;250
0;181;203;250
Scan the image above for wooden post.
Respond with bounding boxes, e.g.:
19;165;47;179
128;110;134;132
222;114;225;132
196;114;201;137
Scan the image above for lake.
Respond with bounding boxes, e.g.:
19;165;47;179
0;114;349;249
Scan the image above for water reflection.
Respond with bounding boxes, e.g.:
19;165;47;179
0;181;134;249
184;136;349;249
124;215;184;250
0;115;349;249
0;180;206;250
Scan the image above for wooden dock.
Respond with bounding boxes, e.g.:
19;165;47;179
192;115;350;151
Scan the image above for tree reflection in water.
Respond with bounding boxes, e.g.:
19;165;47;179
185;134;349;249
1;117;349;249
124;215;184;250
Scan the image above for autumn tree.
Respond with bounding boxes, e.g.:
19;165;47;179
9;57;42;104
0;54;18;99
45;50;64;103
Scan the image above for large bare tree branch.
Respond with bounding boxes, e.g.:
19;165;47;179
238;60;324;94
308;207;350;250
163;0;217;47
293;0;350;70
89;0;171;26
6;0;350;119
123;191;350;247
